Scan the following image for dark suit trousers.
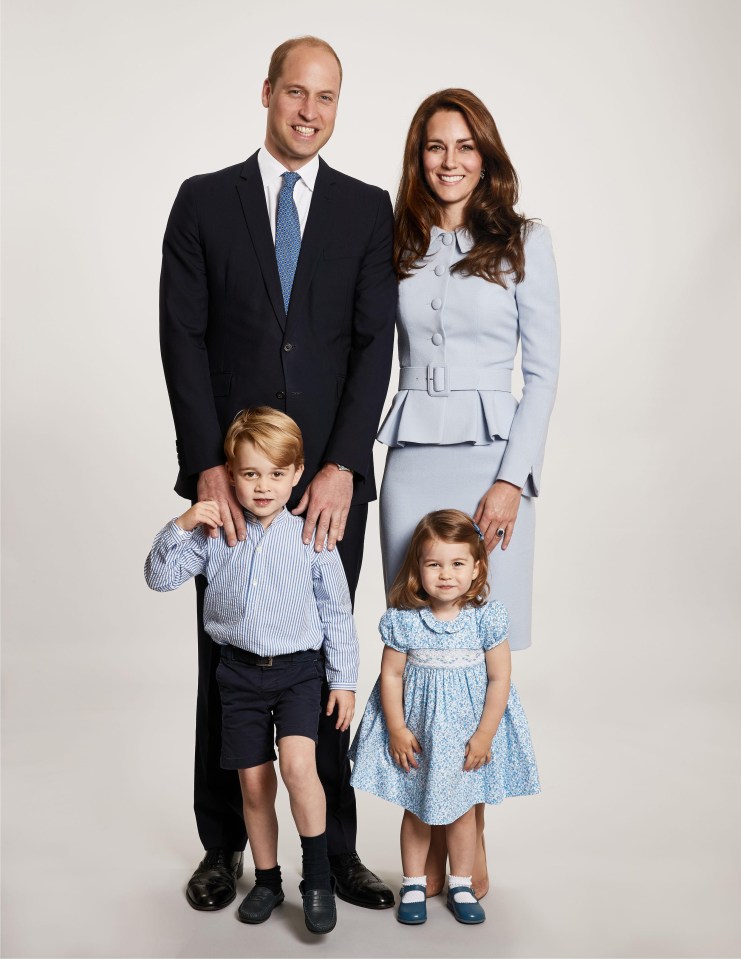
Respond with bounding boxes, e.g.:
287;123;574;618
193;503;368;856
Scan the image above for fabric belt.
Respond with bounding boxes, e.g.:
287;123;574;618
222;646;323;668
399;365;512;397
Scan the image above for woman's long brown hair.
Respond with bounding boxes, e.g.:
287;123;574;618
394;88;531;286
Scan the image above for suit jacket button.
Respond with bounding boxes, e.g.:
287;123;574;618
276;391;285;400
283;342;293;351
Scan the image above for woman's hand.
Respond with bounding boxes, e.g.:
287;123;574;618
463;732;492;772
388;726;422;772
474;480;523;552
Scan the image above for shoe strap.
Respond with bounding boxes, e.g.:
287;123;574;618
400;884;427;894
448;885;475;895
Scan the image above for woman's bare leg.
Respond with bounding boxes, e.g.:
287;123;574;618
472;803;489;899
423;825;448;897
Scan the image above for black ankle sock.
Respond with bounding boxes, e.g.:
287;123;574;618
254;864;282;894
300;833;331;892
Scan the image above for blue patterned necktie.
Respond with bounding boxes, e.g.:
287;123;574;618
275;171;302;313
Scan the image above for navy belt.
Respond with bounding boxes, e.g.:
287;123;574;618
222;646;323;668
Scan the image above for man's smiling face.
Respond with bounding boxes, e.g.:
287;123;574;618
262;45;340;170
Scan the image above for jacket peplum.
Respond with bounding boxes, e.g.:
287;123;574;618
377;222;560;496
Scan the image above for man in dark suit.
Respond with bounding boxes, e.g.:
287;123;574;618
159;36;396;912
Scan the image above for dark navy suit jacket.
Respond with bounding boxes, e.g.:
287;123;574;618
160;151;397;503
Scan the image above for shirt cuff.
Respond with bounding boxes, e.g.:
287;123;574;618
162;519;191;546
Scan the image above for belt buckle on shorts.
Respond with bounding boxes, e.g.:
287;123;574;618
256;656;273;667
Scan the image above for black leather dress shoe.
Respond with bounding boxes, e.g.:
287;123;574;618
186;849;244;911
329;851;395;909
299;880;337;934
237;885;285;923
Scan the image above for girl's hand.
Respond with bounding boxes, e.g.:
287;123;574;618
326;690;355;731
388;727;422;772
175;500;223;533
464;733;492;772
474;480;522;552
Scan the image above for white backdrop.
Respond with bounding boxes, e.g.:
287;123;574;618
2;1;740;956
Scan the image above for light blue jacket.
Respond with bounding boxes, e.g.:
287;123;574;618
377;223;560;495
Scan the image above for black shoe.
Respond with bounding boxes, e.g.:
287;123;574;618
237;885;285;923
329;851;395;909
186;849;244;911
299;879;337;934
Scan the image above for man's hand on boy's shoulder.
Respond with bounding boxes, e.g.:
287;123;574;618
326;689;356;732
176;500;223;534
197;465;247;545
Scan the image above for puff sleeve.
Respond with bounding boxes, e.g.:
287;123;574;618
379;608;407;653
479;600;510;650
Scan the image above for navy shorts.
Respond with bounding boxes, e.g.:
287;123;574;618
216;645;325;770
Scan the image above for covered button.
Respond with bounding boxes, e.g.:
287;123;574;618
431;297;442;310
431;333;443;345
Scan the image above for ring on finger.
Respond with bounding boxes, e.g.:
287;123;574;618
496;527;505;537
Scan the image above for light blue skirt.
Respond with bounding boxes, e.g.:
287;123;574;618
349;660;540;826
380;442;536;650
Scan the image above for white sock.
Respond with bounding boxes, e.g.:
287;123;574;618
401;875;427;903
449;874;477;903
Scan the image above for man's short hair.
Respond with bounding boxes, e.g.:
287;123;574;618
224;407;304;469
267;36;343;89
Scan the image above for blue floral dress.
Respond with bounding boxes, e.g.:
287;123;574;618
349;602;540;825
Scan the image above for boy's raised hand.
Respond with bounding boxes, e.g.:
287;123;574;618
326;689;355;731
175;500;223;533
388;727;422;773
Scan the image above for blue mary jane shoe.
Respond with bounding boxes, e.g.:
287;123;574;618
446;886;486;924
396;885;427;924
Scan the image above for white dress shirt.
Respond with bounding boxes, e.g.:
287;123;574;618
257;146;319;241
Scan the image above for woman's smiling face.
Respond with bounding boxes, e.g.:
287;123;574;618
422;109;483;226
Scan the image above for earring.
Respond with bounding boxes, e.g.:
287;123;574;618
480;169;486;180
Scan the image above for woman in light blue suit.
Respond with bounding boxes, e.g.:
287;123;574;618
378;89;560;898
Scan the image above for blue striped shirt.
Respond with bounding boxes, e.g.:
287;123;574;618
145;508;358;689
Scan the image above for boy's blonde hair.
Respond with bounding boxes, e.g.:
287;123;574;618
388;509;490;610
224;407;304;468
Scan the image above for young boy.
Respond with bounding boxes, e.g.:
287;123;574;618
145;407;358;935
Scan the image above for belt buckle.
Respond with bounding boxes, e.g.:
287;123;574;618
426;363;449;397
257;656;273;667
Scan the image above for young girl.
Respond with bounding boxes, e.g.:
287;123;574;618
349;510;539;925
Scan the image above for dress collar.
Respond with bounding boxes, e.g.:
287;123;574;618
419;605;471;633
429;225;475;254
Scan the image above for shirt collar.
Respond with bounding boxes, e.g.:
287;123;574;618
243;505;290;529
258;146;319;193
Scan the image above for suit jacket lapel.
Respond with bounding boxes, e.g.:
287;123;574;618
287;157;335;321
236;153;286;331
